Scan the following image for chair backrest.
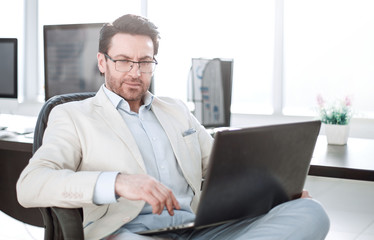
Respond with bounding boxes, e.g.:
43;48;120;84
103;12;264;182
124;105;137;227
33;92;96;154
33;92;96;240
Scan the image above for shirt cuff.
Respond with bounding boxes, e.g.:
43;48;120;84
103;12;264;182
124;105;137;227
93;171;119;205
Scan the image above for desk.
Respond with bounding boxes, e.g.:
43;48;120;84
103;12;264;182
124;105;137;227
309;137;374;181
0;135;43;227
1;135;373;227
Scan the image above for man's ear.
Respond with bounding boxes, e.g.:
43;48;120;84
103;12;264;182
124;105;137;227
97;52;106;74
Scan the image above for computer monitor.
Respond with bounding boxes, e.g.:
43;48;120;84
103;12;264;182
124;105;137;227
0;38;17;99
43;23;104;100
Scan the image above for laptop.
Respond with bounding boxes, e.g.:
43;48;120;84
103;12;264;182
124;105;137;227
138;120;321;235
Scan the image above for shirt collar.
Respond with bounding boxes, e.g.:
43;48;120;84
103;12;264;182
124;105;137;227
102;84;154;112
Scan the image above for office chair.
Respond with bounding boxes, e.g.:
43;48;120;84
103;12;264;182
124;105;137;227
33;92;96;240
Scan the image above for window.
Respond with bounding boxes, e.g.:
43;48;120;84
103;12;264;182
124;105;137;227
4;0;374;122
148;0;276;114
0;0;23;41
283;0;374;118
38;0;141;25
0;0;24;100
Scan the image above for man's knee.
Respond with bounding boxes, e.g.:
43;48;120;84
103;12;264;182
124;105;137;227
293;198;329;220
290;198;330;238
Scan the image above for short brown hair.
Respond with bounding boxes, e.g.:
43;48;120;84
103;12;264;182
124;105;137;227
99;14;160;56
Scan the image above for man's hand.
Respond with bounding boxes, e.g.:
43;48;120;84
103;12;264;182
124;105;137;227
115;173;181;215
301;190;312;198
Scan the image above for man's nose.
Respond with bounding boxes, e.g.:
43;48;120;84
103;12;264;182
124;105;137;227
128;63;141;76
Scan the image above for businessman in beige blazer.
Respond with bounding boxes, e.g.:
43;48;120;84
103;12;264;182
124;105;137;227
17;14;329;240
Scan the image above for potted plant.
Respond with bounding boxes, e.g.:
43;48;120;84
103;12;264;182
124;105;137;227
316;94;353;145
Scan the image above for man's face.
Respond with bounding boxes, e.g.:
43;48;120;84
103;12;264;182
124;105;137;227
98;33;154;103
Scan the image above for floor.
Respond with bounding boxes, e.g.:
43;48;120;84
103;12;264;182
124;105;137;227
1;176;374;240
305;176;374;240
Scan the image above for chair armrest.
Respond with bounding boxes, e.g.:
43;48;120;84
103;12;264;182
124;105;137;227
51;207;84;240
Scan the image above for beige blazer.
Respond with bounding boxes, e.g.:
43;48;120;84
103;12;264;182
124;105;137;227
16;88;214;240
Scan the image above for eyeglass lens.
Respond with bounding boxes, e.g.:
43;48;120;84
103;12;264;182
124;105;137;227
116;61;156;73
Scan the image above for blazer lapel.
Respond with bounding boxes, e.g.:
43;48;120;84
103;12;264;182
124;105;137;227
91;88;146;171
151;100;183;165
151;99;201;195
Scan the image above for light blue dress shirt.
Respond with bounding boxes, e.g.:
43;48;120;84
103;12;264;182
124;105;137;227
93;85;195;232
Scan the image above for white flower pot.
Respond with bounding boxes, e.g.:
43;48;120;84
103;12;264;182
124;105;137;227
324;124;350;145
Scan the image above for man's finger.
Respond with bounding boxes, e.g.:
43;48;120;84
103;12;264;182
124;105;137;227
144;192;163;214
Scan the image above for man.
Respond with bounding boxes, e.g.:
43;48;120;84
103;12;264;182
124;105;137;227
17;14;329;239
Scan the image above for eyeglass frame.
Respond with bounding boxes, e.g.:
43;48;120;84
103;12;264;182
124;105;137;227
103;53;158;73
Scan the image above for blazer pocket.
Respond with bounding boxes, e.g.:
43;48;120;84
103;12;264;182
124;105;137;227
182;130;198;142
182;128;197;137
83;204;109;227
180;132;201;166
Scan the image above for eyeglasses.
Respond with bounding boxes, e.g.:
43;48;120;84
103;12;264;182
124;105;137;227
104;53;158;73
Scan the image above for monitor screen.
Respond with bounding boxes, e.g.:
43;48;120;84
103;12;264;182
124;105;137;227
44;23;104;100
0;38;17;99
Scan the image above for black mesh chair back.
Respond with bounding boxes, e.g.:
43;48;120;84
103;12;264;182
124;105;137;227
33;92;96;240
